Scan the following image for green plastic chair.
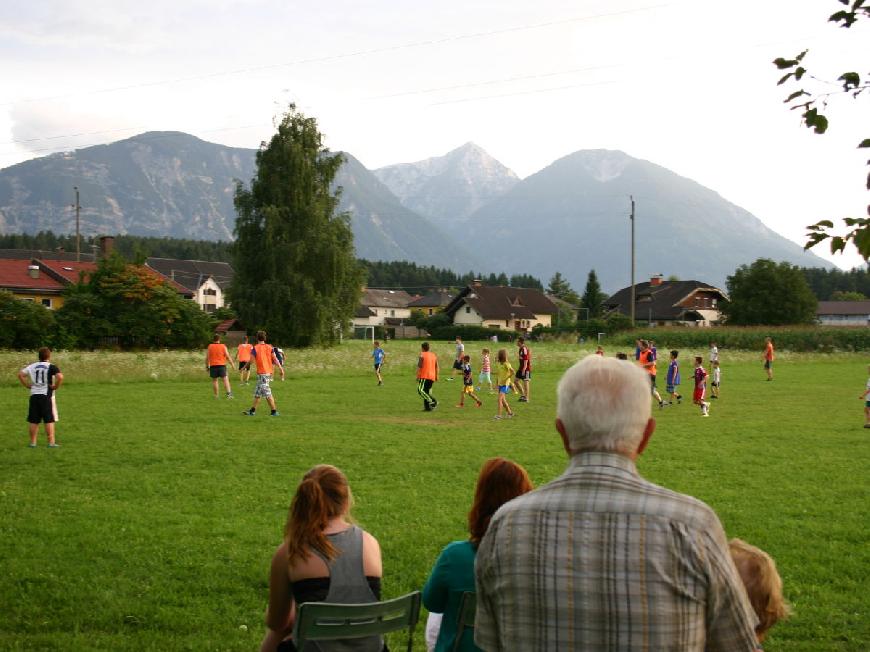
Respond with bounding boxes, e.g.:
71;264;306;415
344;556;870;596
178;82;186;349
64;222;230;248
293;591;422;652
451;591;477;652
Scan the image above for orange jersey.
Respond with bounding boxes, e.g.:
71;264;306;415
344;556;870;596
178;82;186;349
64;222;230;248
252;342;274;375
237;342;253;362
207;343;229;367
638;350;656;376
764;342;775;361
417;351;438;381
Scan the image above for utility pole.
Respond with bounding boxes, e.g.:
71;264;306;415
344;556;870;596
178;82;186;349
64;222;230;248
629;195;635;326
72;186;81;262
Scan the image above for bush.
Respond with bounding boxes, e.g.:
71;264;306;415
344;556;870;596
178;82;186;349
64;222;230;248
0;291;56;349
427;324;519;341
605;326;870;352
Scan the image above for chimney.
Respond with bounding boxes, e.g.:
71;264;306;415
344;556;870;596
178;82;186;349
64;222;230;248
472;279;483;288
650;274;663;286
99;235;115;259
27;265;40;279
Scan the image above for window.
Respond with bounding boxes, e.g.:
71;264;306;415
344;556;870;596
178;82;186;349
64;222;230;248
203;288;217;297
465;306;471;314
41;298;52;308
428;309;433;316
390;309;395;317
204;304;216;313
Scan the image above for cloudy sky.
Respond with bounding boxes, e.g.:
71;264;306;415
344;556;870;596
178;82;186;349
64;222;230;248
1;0;867;268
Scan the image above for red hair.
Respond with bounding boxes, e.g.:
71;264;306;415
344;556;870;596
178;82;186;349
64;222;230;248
284;465;352;565
468;458;533;546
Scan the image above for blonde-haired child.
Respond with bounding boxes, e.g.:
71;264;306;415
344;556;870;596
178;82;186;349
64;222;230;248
494;349;515;420
729;538;791;645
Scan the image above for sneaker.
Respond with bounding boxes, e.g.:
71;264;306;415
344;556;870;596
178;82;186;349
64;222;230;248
493;415;502;420
701;413;710;417
455;404;464;408
677;396;682;404
48;443;60;448
518;396;528;402
658;401;664;409
863;424;870;429
710;396;718;400
431;402;438;410
446;378;454;381
476;402;482;408
243;410;255;416
270;410;280;417
28;443;37;448
226;392;234;399
377;381;383;386
506;413;514;418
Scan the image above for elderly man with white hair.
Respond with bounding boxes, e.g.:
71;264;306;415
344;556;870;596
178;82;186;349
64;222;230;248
474;355;758;651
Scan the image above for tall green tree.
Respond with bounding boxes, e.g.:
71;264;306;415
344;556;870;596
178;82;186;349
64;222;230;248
547;271;580;304
722;258;818;325
580;269;607;319
229;106;363;347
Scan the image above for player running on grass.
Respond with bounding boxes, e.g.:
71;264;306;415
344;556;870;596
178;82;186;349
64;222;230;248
235;335;253;385
206;334;233;399
494;349;515;420
665;350;683;405
456;355;483;408
693;356;711;417
243;331;281;417
372;340;386;386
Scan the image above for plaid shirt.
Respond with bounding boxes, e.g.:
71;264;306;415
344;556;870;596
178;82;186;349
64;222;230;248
475;452;758;651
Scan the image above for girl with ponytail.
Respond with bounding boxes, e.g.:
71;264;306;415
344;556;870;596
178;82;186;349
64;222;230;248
261;465;384;652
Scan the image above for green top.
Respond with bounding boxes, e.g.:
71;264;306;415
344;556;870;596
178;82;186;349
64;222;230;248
422;540;479;652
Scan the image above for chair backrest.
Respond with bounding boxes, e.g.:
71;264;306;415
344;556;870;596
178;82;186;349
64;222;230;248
293;590;422;652
451;591;477;652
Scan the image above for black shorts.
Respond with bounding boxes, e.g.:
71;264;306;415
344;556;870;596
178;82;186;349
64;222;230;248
28;394;55;424
516;370;531;381
453;360;463;370
239;361;250;371
209;365;227;378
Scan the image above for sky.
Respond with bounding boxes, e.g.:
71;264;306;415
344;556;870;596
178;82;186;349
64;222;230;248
1;0;867;269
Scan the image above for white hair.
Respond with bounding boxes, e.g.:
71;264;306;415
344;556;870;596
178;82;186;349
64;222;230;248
557;355;651;455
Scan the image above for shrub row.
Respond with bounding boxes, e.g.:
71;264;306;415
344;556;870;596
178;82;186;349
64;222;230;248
606;326;870;352
428;325;521;341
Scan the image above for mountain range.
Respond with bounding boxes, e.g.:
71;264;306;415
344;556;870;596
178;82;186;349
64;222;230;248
0;131;830;291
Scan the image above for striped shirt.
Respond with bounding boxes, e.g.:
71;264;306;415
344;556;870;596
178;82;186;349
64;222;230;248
475;452;758;651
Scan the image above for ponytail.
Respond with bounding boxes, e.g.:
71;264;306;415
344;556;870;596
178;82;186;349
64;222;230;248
284;465;350;564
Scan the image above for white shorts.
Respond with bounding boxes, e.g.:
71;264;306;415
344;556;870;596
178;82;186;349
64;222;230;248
255;374;273;399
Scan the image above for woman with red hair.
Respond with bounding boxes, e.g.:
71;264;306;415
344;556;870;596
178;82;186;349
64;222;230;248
423;458;533;651
260;465;384;652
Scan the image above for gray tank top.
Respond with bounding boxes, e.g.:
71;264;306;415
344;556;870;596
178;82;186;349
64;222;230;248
307;526;382;652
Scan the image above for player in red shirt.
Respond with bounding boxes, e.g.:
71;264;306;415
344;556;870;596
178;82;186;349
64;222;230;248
516;337;532;402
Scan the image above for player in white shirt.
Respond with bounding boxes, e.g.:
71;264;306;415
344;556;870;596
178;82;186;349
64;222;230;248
18;347;63;447
711;360;721;399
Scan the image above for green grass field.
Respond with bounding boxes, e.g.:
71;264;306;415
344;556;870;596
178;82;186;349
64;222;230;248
1;341;868;651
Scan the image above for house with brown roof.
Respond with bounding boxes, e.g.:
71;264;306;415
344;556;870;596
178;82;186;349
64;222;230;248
408;290;455;317
603;276;728;326
443;282;558;332
145;257;233;312
816;301;870;326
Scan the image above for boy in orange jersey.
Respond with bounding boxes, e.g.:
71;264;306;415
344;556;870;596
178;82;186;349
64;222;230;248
235;335;254;385
243;330;281;416
638;339;665;409
417;341;439;411
206;334;233;399
763;337;775;381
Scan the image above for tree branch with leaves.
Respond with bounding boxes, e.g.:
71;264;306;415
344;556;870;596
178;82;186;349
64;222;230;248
773;0;869;259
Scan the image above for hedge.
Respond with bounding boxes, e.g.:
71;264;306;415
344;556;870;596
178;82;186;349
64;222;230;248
428;325;521;341
606;326;870;352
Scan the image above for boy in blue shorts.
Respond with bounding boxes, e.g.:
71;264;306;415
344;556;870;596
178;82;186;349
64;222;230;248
456;355;482;408
372;340;386;386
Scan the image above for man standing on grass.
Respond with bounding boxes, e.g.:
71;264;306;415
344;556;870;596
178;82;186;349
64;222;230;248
764;337;775;381
450;335;464;381
515;336;531;402
417;341;439;411
235;335;253;385
243;330;281;417
475;355;758;651
206;334;233;399
18;347;63;448
638;339;665;409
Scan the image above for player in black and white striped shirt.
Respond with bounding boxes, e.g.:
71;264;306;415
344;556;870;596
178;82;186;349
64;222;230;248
17;347;63;448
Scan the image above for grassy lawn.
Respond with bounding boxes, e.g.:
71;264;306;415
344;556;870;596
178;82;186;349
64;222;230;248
1;341;868;650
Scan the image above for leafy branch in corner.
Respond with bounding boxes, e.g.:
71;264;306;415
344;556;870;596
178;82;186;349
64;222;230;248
773;0;870;259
